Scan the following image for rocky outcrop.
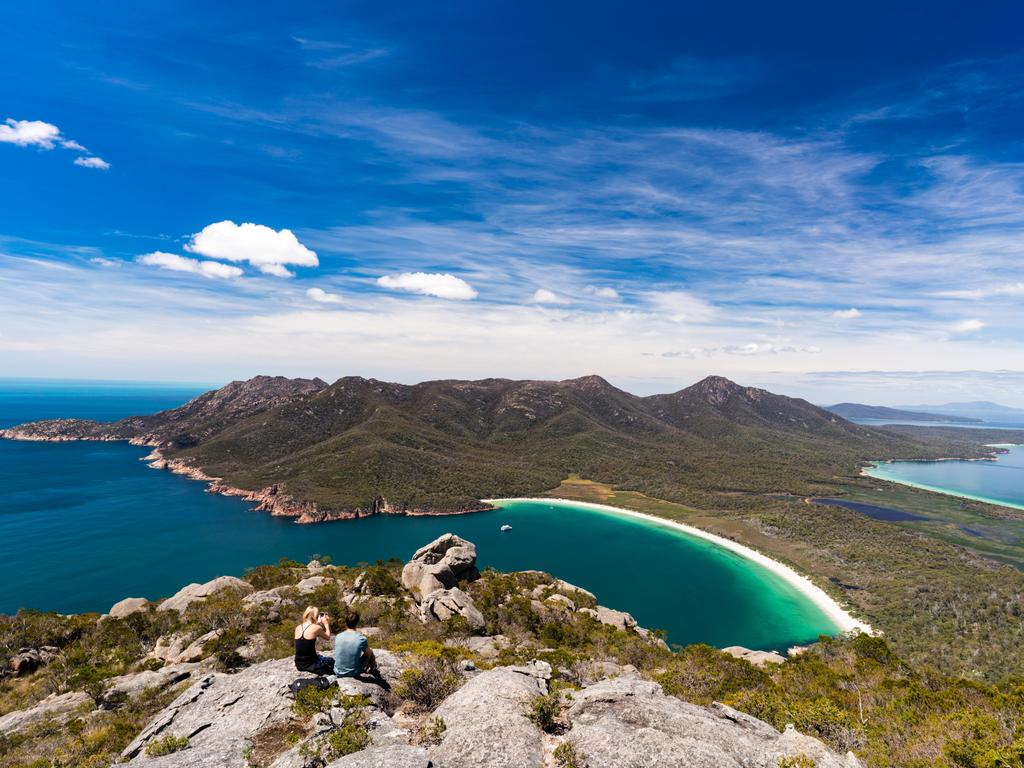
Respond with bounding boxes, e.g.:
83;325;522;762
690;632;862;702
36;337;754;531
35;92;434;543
723;646;786;667
121;655;404;767
0;691;92;735
402;534;486;631
158;576;253;613
108;597;151;618
149;630;225;664
419;588;485;631
428;662;551;768
5;646;60;676
401;534;480;598
564;676;861;768
101;664;199;708
325;745;431;768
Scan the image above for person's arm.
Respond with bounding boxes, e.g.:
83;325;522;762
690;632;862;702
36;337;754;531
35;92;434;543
319;615;332;639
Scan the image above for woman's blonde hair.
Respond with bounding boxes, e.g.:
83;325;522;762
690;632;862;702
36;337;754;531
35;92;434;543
302;606;319;623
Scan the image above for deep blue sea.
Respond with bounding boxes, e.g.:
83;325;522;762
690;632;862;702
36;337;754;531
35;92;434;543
0;379;840;651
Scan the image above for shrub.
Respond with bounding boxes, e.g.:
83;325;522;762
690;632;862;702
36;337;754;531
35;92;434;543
394;658;463;712
526;693;562;733
778;756;816;768
421;715;446;745
657;644;770;705
554;740;587;768
145;733;189;756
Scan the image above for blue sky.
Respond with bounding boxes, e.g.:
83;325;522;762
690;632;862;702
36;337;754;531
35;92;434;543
2;1;1024;404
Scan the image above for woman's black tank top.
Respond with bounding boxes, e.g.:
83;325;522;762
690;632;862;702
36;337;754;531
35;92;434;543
294;623;318;668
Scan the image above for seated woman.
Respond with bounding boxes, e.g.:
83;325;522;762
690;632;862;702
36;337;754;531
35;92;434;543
294;606;334;676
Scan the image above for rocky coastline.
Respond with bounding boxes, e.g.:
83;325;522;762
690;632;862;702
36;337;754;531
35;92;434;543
0;426;496;524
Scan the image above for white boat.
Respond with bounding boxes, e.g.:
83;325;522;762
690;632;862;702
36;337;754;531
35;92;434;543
500;524;512;532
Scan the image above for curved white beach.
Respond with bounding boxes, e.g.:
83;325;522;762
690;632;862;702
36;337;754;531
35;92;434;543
485;496;873;637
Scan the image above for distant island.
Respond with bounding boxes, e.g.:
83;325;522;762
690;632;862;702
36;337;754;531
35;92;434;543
0;374;992;523
825;402;983;424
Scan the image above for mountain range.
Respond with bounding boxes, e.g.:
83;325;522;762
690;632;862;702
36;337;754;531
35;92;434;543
0;374;985;520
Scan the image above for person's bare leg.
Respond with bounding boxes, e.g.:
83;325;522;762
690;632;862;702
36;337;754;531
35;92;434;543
363;647;379;674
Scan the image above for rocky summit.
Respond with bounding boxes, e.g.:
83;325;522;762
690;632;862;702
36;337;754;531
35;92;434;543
0;534;863;768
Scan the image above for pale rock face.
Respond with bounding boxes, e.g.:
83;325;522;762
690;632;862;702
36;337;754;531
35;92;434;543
401;534;480;599
101;664;199;707
593;605;637;630
325;744;430;767
419;587;486;631
722;646;787;667
157;576;253;613
0;691;92;735
149;630;223;664
428;662;552;768
564;677;862;768
121;656;405;767
108;597;150;618
294;575;334;594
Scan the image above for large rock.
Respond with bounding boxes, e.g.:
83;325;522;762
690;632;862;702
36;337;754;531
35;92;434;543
158;576;253;613
121;657;395;767
109;597;150;618
325;744;430;767
429;662;550;768
564;676;862;768
723;646;786;668
401;534;480;599
101;664;199;707
0;691;92;735
6;646;60;676
419;588;485;631
149;630;223;664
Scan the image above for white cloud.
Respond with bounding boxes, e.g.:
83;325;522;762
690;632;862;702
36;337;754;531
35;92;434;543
951;318;985;334
531;288;569;304
137;251;243;280
306;287;343;304
937;282;1024;300
585;285;620;300
185;221;319;278
377;272;478;300
0;119;63;148
0;119;103;167
831;308;861;319
89;257;121;268
645;290;716;322
74;156;110;170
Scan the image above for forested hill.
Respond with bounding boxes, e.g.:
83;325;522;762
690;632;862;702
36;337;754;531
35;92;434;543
1;374;987;517
825;402;982;424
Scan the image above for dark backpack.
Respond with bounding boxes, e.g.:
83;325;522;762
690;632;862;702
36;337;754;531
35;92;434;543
288;676;331;697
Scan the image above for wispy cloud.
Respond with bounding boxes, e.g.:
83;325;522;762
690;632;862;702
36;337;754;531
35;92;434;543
137;251;243;280
377;272;478;300
1;118;108;168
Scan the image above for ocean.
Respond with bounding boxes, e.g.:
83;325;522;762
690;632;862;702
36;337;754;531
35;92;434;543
0;379;840;651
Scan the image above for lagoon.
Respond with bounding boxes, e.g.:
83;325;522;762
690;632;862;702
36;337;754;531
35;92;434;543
865;445;1024;512
0;380;841;652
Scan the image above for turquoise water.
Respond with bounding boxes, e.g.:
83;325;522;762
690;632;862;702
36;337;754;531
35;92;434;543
865;445;1024;512
0;380;840;651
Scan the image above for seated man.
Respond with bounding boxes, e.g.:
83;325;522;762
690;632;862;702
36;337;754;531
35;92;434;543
333;609;379;678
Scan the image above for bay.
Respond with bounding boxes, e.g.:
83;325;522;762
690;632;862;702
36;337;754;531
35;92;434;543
0;379;840;651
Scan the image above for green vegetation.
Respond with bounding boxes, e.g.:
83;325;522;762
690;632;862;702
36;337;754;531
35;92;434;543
10;374;990;516
144;733;188;757
553;740;587;768
3;560;1024;767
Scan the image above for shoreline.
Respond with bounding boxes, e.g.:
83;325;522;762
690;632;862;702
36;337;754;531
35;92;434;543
863;444;1024;514
484;496;873;638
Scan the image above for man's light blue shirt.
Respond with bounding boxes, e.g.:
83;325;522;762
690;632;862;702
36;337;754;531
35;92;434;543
333;630;368;677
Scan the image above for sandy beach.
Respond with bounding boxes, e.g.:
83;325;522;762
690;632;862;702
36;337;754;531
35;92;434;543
485;496;873;637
